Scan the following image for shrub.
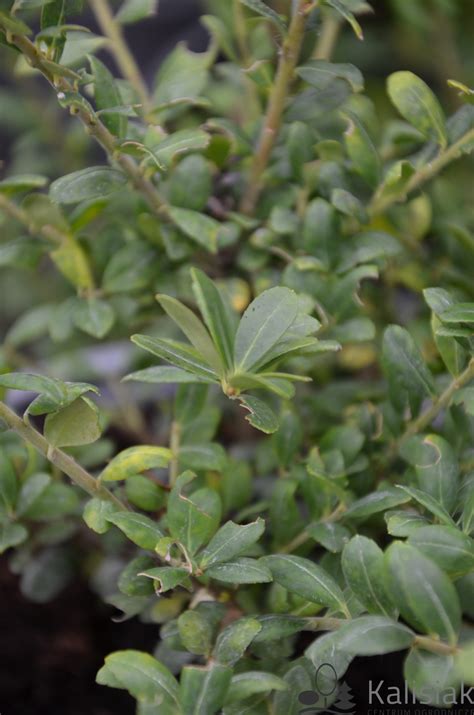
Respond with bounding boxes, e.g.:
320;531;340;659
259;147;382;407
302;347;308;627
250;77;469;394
0;0;473;712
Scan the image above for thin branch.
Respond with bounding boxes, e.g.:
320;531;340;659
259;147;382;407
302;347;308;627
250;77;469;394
0;400;127;510
239;0;312;215
5;32;168;220
88;0;152;115
369;128;474;217
169;420;181;488
400;357;474;444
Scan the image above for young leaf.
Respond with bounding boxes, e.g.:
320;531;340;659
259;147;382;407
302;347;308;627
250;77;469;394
199;518;265;569
262;554;349;615
156;295;223;374
107;512;164;550
115;0;157;24
191;268;236;370
149;129;210;168
387;71;447;147
131;335;219;381
384;542;461;644
233;287;298;370
100;446;172;481
44;396;101;447
342;535;397;617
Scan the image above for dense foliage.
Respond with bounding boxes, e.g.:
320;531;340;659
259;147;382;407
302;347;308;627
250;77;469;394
1;0;474;712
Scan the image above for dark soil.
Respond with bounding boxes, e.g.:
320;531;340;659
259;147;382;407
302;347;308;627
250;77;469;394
0;560;155;715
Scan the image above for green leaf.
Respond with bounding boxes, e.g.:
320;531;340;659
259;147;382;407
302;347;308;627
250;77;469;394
96;650;180;707
237;394;279;434
341;535;397;617
0;372;67;405
0;174;48;194
344;114;381;187
107;512;164;549
262;554;349;615
16;473;51;517
343;489;411;520
337;616;415;655
297;61;363;93
384;541;461;644
44;396;101;447
200;518;265;568
74;298;115;339
456;642;474;685
21;482;79;520
115;0;157;24
131;335;219;382
400;435;459;513
206;557;272;584
180;663;232;715
139;566;191;594
88;55;126;138
50;167;127;204
179;443;226;472
124;475;164;512
325;0;364;40
307;522;351;553
397;485;456;527
168;472;221;555
191;269;236;371
387;71;447;147
407;525;474;578
178;610;213;655
157;295;223;374
0;10;32;35
382;325;436;415
83;497;117;534
124;366;212;384
153;43;213;112
404;649;458;707
440;302;474;323
100;445;172;481
305;630;353;685
118;555;155;597
213;617;262;666
225;671;287;704
0;522;28;554
149;129;210;169
168;207;219;253
0;452;18;513
238;0;286;33
234;287;298;370
385;509;428;536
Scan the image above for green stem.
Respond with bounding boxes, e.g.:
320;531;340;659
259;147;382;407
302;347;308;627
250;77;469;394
369;128;474;217
89;0;152;115
0;400;127;511
313;10;340;60
239;0;312;215
400;357;474;444
280;502;346;553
